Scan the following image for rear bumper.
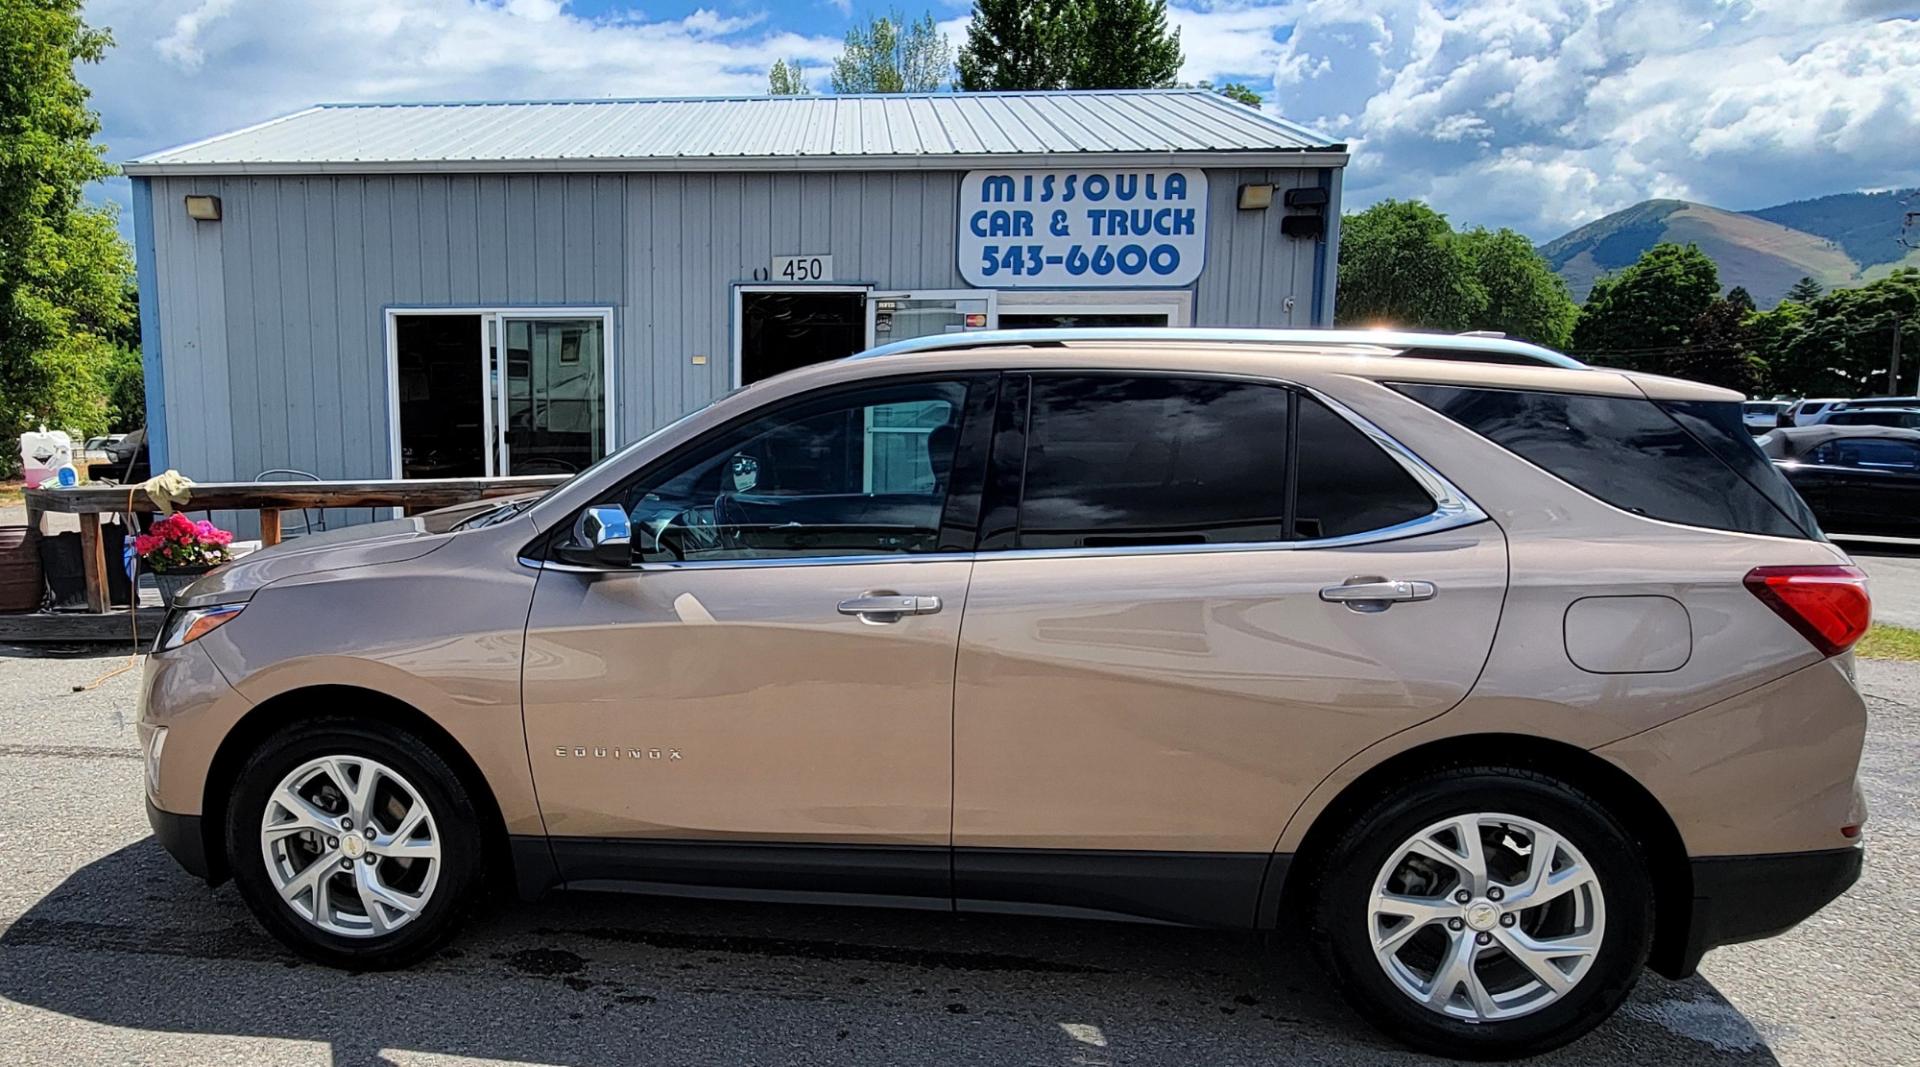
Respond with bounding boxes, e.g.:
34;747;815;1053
148;800;217;883
1655;846;1862;978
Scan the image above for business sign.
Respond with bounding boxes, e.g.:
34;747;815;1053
958;169;1208;288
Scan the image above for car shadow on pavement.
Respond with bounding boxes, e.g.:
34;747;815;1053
0;838;1784;1067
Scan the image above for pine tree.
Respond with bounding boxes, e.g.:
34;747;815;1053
1069;0;1183;89
1785;276;1824;305
956;0;1080;91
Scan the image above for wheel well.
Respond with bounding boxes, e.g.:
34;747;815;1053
1280;733;1694;976
198;686;514;894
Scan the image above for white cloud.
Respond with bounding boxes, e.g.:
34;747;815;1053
154;0;239;72
78;0;1920;246
1269;0;1920;237
85;0;843;164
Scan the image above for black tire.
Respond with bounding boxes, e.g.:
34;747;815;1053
1306;766;1653;1060
224;717;484;969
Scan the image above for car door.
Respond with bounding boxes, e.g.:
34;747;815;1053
523;373;994;897
950;374;1508;926
1821;437;1920;535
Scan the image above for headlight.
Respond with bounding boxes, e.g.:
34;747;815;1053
154;604;245;652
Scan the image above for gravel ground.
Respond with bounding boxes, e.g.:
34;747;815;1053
0;648;1913;1067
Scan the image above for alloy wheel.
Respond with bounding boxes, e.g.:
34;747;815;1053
258;755;441;937
1367;812;1605;1022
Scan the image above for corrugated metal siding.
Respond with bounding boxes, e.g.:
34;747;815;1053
144;165;1330;517
130;91;1339;170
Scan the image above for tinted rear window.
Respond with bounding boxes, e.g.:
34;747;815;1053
1394;384;1820;540
1019;376;1291;548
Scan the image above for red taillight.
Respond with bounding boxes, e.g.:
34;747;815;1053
1743;565;1872;656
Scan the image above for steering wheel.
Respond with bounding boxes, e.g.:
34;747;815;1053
655;504;724;560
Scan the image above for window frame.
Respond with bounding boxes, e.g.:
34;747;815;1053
535;371;1000;571
976;370;1484;559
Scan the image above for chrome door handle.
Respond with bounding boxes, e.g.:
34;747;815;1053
1319;578;1436;612
837;594;943;619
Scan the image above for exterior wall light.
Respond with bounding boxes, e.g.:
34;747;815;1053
1237;184;1274;210
184;195;222;221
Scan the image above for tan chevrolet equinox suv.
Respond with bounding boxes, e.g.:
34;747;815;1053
141;329;1869;1059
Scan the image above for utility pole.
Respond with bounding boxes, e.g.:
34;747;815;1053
1893;316;1906;394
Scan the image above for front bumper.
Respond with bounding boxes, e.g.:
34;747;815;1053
1656;846;1863;977
148;800;220;883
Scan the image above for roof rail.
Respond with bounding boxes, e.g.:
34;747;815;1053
849;327;1587;369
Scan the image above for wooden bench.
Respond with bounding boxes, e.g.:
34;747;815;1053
11;476;566;639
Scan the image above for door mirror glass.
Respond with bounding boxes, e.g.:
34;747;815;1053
568;504;633;567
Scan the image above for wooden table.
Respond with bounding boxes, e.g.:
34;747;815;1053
22;476;567;615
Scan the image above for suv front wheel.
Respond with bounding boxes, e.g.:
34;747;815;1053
1309;767;1653;1060
223;717;483;969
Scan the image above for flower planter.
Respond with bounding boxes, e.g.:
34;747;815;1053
152;568;212;609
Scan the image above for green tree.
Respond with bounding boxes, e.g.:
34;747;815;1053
105;342;142;432
768;59;812;95
1335;201;1485;332
1669;296;1765;392
0;0;134;474
1457;226;1578;347
1758;269;1920;397
830;12;952;94
1785;276;1824;305
956;0;1080;91
1070;0;1182;88
1213;82;1261;107
1570;243;1721;362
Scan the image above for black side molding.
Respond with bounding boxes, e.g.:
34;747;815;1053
534;837;1284;929
955;848;1273;928
1654;847;1863;978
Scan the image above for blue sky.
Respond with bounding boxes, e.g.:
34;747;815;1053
80;1;1920;242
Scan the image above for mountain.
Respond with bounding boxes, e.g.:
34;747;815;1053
1539;189;1919;306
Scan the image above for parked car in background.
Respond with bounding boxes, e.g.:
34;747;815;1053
1821;408;1920;430
1786;396;1920;427
1762;425;1920;538
1742;400;1790;433
141;329;1868;1060
1781;397;1847;426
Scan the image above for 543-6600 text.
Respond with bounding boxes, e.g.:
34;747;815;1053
979;243;1183;278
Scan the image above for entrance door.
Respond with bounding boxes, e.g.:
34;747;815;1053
738;288;869;384
867;290;996;344
497;316;609;476
394;314;487;478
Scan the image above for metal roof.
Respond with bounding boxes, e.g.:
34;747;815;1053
123;90;1345;176
853;328;1588;370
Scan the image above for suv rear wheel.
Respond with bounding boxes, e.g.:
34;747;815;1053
1308;767;1653;1060
223;718;483;969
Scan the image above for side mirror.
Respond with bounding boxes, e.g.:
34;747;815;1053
569;505;632;568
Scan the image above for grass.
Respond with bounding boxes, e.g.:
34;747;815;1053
1857;623;1920;661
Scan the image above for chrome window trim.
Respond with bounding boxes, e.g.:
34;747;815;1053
529;374;1488;575
528;511;1492;575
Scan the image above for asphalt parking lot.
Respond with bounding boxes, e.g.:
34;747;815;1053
0;646;1913;1067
